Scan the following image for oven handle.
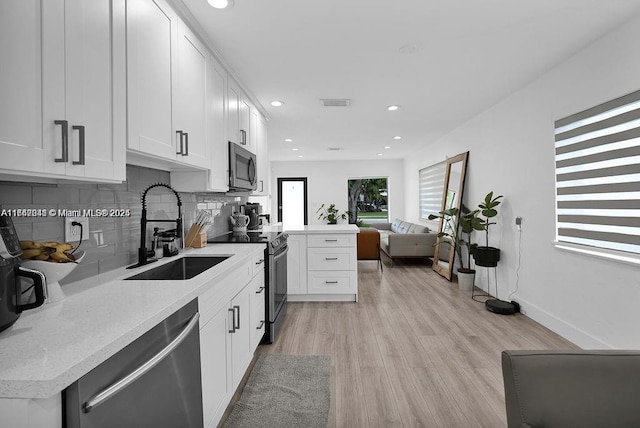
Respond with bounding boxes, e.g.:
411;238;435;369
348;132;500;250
272;243;288;260
83;312;200;413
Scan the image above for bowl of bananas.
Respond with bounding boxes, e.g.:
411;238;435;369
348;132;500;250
19;240;86;303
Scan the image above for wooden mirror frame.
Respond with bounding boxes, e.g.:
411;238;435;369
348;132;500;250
432;151;469;281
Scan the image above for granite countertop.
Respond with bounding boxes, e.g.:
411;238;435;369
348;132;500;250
263;224;360;234
0;244;264;400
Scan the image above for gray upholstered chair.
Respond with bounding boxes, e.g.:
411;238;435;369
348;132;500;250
501;350;640;428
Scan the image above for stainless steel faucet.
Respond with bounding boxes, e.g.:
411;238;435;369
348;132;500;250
128;183;182;269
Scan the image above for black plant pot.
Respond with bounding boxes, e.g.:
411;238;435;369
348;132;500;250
473;246;500;267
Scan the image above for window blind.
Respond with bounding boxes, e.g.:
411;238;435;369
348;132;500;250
419;160;446;220
555;89;640;255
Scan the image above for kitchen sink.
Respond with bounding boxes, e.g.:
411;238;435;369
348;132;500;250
124;256;230;281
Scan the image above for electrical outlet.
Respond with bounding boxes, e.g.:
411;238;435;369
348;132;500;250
65;217;89;243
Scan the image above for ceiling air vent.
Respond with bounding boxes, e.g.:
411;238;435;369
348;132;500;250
320;99;351;107
328;147;342;151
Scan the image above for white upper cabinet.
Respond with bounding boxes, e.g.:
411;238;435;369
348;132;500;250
227;79;243;147
127;0;208;169
0;0;126;182
207;55;229;192
126;0;177;159
253;113;270;195
174;21;209;169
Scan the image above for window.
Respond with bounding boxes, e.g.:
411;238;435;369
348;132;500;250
555;89;640;257
347;178;388;226
419;160;446;220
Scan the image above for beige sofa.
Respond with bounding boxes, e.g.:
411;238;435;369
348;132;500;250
370;219;438;265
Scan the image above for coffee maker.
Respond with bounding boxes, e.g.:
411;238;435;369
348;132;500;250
0;215;46;333
242;203;261;231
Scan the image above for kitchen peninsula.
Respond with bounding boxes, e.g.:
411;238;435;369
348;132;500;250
268;224;360;302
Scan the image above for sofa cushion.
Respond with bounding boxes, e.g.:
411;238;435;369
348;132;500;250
390;218;403;233
397;221;411;234
407;223;429;234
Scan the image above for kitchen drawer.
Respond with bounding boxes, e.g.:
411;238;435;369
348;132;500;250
307;234;355;248
199;260;251;325
308;271;357;294
307;247;355;271
250;249;266;277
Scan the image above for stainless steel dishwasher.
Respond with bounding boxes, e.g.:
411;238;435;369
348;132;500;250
64;299;203;428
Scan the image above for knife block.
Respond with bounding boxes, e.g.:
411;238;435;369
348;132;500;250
185;224;207;248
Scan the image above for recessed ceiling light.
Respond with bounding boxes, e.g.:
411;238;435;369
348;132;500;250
377;153;383;156
384;146;391;149
284;138;293;142
271;100;284;107
387;105;400;111
292;148;299;151
393;136;402;140
207;0;233;9
398;43;423;55
298;155;303;158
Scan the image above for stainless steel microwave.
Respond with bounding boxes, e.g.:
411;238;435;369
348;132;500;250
228;141;257;191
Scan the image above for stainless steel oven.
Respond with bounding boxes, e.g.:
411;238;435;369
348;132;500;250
228;141;257;191
266;234;288;343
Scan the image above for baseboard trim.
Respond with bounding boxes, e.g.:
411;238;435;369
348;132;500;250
513;295;613;349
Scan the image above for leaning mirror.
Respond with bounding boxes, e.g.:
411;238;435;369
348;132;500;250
432;152;469;281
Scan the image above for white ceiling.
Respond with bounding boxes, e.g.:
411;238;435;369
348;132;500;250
179;0;640;162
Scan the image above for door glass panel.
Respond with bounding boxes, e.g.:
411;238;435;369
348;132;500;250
282;180;305;227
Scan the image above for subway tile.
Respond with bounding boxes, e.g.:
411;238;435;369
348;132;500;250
14;223;33;241
33;186;79;205
33;221;64;242
0;183;32;204
99;253;131;273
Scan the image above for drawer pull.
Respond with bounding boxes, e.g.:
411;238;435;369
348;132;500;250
256;286;265;294
255;259;264;265
257;320;265;329
325;281;339;284
325;257;338;260
324;239;338;242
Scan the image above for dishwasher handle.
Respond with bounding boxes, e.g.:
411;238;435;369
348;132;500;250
82;312;200;413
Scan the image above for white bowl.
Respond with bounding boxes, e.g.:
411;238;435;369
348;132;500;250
22;251;86;303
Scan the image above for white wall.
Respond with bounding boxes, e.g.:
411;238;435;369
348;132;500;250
405;14;640;349
270;159;405;226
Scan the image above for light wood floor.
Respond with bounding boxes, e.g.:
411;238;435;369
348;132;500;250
254;260;577;428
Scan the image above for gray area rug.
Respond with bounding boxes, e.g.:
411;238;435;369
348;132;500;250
224;354;331;428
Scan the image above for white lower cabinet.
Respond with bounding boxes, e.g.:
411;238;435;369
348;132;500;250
199;248;265;428
199;303;231;428
286;235;308;294
287;232;358;301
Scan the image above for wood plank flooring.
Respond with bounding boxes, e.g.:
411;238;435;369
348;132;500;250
246;260;577;427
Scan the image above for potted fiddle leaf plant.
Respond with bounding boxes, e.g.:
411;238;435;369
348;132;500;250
472;191;503;267
429;205;482;291
316;203;347;225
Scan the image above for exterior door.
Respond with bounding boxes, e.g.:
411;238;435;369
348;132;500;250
277;177;308;227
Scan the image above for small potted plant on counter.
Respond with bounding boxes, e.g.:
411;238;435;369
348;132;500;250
429;205;483;291
472;191;503;267
316;203;347;225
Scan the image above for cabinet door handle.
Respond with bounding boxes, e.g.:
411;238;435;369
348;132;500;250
255;259;264;265
240;129;246;145
228;308;236;333
325;281;339;284
54;120;69;163
83;312;200;413
233;305;240;330
256;286;265;294
256;320;265;330
183;132;189;156
325;257;338;260
176;130;184;154
259;180;264;193
72;125;85;165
